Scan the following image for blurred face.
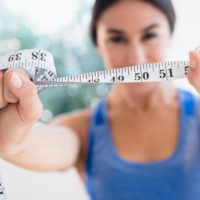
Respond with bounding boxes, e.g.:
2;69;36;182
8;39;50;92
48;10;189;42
96;0;172;95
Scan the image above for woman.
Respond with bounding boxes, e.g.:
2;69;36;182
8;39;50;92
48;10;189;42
0;0;200;199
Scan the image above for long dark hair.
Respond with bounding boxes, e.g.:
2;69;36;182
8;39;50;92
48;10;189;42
90;0;176;46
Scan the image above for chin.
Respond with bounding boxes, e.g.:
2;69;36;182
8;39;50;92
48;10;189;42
119;82;158;96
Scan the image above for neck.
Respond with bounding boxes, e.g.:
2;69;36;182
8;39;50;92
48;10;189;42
107;82;176;113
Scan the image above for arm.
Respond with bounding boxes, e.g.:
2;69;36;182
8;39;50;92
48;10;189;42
0;119;81;172
0;68;81;172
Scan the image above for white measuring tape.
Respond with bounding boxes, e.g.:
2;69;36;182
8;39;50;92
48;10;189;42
0;49;191;199
0;49;190;93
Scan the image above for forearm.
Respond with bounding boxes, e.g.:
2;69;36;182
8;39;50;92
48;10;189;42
0;122;80;172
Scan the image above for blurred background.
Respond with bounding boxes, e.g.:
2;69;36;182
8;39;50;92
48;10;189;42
0;0;199;199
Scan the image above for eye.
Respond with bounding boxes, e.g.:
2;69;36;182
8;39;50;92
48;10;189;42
109;36;127;44
142;33;157;41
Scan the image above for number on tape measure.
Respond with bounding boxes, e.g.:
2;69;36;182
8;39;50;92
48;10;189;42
0;49;190;90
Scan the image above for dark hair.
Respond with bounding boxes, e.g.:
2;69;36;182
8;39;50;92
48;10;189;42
90;0;176;46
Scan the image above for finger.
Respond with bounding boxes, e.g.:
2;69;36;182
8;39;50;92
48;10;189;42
187;51;200;93
4;68;31;103
6;71;43;125
4;75;18;103
0;71;8;108
190;51;200;69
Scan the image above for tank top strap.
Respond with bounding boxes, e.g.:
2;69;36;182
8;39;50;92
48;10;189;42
92;99;107;126
177;88;199;118
86;98;108;161
85;98;108;199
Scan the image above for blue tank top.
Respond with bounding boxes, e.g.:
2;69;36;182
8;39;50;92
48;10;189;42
85;88;200;200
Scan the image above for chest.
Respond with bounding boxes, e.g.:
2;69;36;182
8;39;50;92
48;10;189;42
108;106;179;162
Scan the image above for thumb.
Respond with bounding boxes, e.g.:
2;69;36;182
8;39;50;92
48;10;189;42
6;71;43;125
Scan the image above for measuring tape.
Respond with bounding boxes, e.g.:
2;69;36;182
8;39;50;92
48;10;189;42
0;49;190;94
0;49;191;199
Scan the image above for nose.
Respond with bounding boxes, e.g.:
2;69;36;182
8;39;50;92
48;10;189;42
126;42;147;66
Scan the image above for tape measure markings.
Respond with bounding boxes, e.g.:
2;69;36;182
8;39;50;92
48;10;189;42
0;50;191;90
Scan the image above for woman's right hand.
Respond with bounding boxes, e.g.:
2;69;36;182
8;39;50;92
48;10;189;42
0;68;43;155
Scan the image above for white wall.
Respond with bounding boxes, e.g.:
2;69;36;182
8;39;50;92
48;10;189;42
1;0;200;200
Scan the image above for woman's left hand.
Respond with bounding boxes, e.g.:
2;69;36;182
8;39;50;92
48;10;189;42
187;50;200;94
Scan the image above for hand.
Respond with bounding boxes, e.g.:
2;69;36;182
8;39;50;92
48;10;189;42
187;48;200;94
0;68;43;154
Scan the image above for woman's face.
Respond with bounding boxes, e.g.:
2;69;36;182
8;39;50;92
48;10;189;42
96;0;172;95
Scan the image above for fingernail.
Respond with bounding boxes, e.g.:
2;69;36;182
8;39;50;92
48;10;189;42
11;73;22;88
190;54;196;69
